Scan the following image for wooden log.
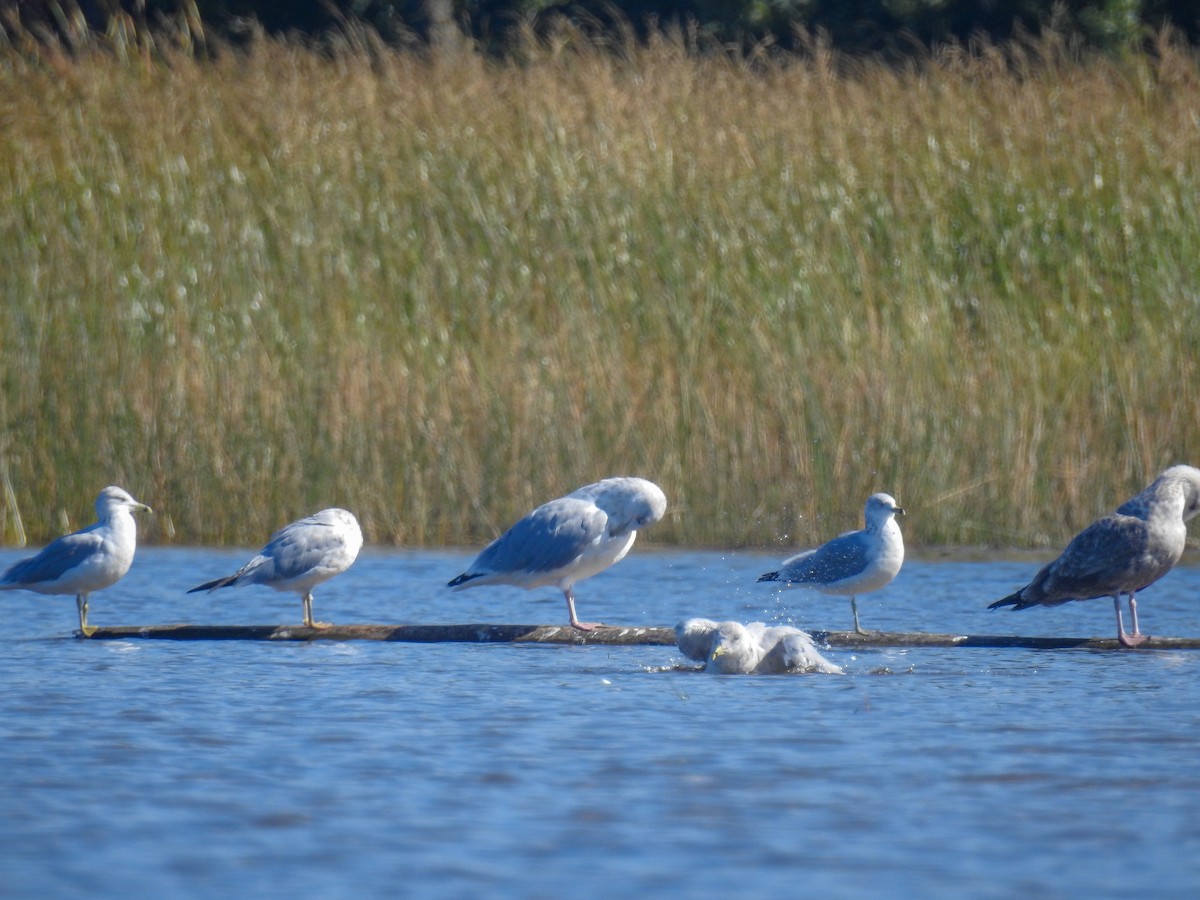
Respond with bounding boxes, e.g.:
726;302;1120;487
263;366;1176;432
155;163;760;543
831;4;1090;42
81;622;1200;650
84;623;678;645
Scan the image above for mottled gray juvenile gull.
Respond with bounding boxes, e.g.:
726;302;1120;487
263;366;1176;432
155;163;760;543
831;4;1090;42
990;465;1200;647
0;486;152;635
758;493;906;634
189;508;363;627
700;620;842;675
449;477;667;630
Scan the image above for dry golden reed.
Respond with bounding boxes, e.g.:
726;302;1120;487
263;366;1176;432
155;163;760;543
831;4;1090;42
1;30;1199;549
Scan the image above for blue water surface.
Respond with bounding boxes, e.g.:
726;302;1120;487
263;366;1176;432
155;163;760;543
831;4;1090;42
2;546;1199;899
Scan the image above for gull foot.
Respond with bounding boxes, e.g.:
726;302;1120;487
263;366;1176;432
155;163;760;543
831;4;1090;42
571;621;603;632
1118;632;1149;648
78;624;98;638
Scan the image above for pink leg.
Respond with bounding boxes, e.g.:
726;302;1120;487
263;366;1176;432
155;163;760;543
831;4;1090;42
1117;593;1147;648
564;588;601;631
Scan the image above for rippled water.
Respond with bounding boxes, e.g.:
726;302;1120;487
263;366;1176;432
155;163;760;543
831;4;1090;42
2;547;1199;898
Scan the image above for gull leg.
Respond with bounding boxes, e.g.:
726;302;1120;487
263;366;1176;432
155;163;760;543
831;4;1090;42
564;588;600;632
76;593;96;638
1116;593;1147;648
1120;593;1147;647
851;596;866;635
303;592;331;629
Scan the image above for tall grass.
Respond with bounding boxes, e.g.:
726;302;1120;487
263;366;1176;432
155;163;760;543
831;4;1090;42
1;29;1198;549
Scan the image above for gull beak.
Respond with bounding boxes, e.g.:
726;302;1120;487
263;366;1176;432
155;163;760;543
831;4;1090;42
710;645;727;661
893;505;906;517
137;501;154;515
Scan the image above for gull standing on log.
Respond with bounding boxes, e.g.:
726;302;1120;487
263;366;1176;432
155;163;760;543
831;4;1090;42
989;465;1200;647
0;486;152;636
188;508;363;628
758;493;906;634
448;477;668;631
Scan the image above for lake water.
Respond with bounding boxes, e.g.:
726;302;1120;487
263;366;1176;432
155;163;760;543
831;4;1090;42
2;546;1199;898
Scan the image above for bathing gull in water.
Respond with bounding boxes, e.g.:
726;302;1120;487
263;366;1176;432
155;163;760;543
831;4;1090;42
0;485;152;636
449;477;667;630
758;493;905;634
189;508;363;627
679;618;842;674
990;465;1200;647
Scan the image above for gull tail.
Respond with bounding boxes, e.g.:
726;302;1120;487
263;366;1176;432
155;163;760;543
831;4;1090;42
188;574;240;594
757;571;780;583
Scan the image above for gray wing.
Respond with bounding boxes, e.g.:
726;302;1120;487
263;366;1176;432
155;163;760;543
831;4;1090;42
249;518;348;583
1;531;105;586
778;531;872;585
470;498;608;576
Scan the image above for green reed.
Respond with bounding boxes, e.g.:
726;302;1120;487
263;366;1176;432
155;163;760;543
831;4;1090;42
1;30;1198;549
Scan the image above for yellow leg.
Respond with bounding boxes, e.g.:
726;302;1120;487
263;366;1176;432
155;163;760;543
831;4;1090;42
303;593;331;628
77;594;96;638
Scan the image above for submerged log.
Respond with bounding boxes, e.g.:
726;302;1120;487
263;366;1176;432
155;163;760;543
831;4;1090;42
82;622;1200;650
85;623;678;645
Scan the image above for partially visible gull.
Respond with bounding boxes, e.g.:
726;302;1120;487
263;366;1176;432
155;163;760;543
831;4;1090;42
758;493;905;634
189;508;363;627
674;616;720;662
990;465;1200;646
0;486;152;636
449;477;667;630
675;617;842;675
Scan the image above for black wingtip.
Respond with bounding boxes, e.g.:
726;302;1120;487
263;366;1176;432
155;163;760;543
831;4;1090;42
757;571;779;583
447;573;479;589
188;576;234;594
987;594;1020;611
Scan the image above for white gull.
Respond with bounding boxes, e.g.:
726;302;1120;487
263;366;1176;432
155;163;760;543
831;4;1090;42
449;477;667;630
0;486;152;635
758;492;905;634
188;508;363;628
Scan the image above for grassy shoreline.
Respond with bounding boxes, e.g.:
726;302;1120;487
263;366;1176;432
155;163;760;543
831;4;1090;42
2;34;1198;549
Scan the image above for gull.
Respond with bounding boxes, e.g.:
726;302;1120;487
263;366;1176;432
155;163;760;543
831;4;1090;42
448;476;667;630
990;465;1200;647
693;619;842;675
758;493;906;634
0;486;152;636
188;508;363;627
674;616;720;662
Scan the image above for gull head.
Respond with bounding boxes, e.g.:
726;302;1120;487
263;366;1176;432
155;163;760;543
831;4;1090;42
865;492;904;526
586;477;667;536
95;485;153;520
1161;465;1200;522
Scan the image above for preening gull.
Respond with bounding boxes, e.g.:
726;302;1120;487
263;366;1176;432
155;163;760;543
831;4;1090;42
188;508;363;627
674;616;720;662
686;619;842;675
758;493;905;634
0;486;152;636
449;477;667;630
990;465;1200;647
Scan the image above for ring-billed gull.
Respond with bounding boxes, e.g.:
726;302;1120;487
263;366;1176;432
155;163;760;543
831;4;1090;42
0;486;152;636
188;508;363;628
757;493;905;634
684;619;842;674
448;476;667;630
990;465;1200;647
